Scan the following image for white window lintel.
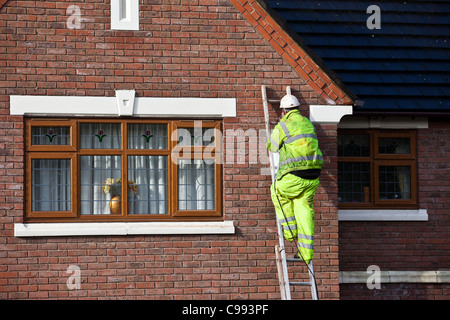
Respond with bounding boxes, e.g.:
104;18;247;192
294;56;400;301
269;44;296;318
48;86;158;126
10;94;237;118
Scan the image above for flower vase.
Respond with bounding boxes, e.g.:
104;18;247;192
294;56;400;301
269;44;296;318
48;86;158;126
109;195;121;215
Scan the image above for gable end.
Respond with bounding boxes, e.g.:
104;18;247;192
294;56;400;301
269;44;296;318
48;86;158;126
230;0;356;105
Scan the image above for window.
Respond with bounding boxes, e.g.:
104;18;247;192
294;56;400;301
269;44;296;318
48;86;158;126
338;130;417;209
110;0;139;31
25;119;222;222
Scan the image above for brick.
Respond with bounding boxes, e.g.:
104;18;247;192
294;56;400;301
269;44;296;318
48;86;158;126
242;10;258;27
252;2;269;20
256;24;271;42
268;39;284;57
0;0;350;301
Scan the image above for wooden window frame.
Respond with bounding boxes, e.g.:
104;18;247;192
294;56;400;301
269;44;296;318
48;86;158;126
172;121;222;218
338;129;418;209
25;118;223;222
26;152;77;219
26;119;76;152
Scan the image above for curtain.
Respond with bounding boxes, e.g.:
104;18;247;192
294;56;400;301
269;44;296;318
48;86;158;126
178;159;215;210
77;123;213;214
31;126;70;146
80;124;121;215
80;155;121;215
127;124;168;214
32;159;71;211
128;123;167;150
80;123;121;149
395;143;411;199
128;156;168;214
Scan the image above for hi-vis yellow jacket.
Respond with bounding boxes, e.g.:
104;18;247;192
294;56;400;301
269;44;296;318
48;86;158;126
267;109;323;180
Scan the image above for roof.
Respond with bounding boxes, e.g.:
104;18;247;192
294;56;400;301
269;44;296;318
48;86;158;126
230;0;356;105
264;0;450;113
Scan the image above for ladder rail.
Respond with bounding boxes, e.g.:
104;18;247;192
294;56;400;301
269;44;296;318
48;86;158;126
262;85;291;300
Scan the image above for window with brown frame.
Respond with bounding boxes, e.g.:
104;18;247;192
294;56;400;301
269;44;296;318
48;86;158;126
338;130;417;209
25;119;222;222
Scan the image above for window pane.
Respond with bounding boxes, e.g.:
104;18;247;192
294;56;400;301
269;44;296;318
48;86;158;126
80;123;121;149
128;124;168;149
81;156;121;215
31;127;70;145
338;134;370;157
379;137;411;154
379;166;411;200
178;159;215;210
338;162;370;203
128;156;168;214
177;127;215;146
32;159;71;211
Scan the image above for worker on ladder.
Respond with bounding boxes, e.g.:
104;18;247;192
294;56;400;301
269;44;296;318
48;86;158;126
267;93;323;264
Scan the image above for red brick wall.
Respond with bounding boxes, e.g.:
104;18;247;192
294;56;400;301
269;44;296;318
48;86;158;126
340;283;449;300
339;118;450;299
0;0;340;299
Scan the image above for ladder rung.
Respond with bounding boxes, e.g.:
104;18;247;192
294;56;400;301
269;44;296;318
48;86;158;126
268;99;280;103
289;281;312;286
286;258;304;262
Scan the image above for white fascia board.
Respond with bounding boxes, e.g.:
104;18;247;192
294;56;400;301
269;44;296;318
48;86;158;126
309;105;353;124
338;209;428;221
10;95;236;118
14;221;235;237
338;116;429;129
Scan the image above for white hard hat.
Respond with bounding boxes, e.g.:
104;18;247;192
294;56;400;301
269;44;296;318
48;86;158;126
280;94;300;109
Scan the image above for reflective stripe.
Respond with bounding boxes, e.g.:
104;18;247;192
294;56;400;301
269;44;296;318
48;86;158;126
279;216;295;224
280;155;323;167
283;224;297;232
298;234;314;241
298;242;314;250
285;133;317;144
269;136;280;152
279;121;291;139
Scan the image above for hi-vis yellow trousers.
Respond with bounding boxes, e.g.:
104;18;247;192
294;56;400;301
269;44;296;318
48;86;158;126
271;173;319;264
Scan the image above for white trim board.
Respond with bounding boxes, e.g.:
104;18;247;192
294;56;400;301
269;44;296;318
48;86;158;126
309;105;353;124
340;270;450;284
338;116;429;129
14;221;235;237
111;0;139;31
338;209;428;221
10;94;237;118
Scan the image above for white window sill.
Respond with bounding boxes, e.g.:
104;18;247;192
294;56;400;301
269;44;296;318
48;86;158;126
338;209;428;221
14;221;235;237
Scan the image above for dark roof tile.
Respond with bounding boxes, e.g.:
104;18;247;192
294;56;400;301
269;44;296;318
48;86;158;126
265;0;450;112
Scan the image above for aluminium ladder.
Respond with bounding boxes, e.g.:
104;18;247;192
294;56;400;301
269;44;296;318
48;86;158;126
261;85;319;300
